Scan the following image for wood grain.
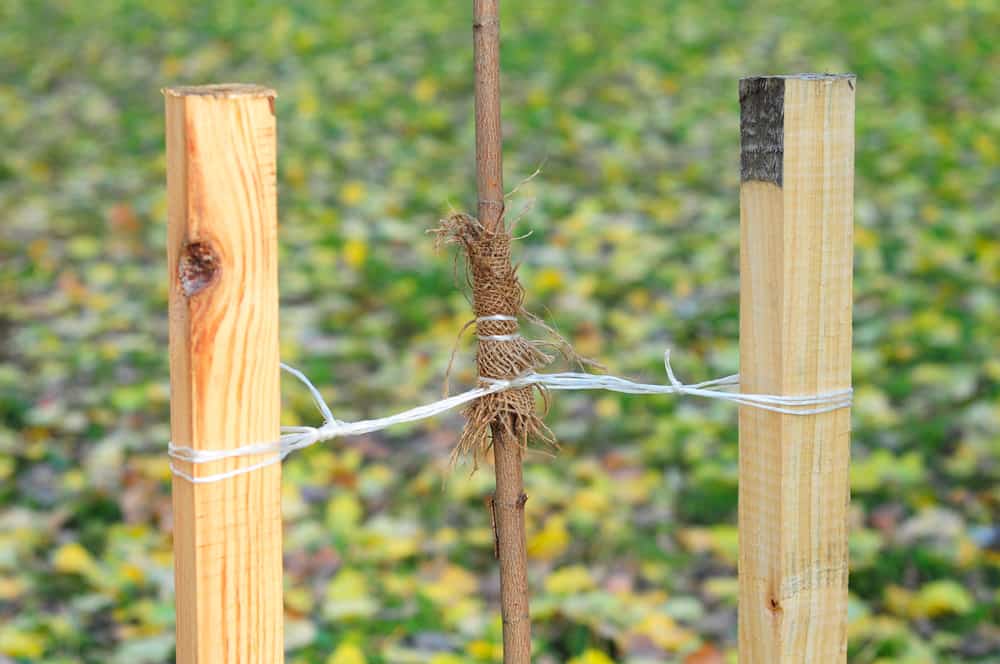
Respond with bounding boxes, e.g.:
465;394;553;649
165;84;284;664
738;74;855;663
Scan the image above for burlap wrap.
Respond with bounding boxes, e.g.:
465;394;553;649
432;213;556;464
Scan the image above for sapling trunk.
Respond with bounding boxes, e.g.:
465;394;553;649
472;1;532;661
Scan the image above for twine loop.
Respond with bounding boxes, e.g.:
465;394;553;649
168;351;852;484
169;212;852;484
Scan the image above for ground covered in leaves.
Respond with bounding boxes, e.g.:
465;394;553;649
1;1;998;662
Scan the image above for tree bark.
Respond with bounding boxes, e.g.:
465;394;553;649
473;1;532;661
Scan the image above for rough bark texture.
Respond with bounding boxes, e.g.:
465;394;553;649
739;76;784;185
472;1;532;662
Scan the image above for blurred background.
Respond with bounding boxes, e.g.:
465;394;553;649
1;1;998;662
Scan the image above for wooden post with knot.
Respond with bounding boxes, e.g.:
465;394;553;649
164;84;284;664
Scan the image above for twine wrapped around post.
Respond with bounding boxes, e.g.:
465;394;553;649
432;213;555;465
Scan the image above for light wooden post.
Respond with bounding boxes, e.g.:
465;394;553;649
165;84;284;664
738;74;855;662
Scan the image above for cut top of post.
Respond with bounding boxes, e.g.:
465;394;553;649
740;73;855;81
739;73;855;187
163;83;277;99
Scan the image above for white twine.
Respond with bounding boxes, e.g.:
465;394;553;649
477;315;518;322
168;349;852;484
476;315;521;341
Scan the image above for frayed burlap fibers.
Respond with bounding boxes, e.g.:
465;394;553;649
431;213;556;466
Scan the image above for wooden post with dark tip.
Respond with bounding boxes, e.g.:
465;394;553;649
472;1;532;662
164;84;283;664
738;74;855;662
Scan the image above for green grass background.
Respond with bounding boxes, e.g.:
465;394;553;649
1;1;998;662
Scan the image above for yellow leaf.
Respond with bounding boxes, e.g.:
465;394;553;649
298;89;319;119
121;562;145;585
527;86;548;108
704;576;739;603
675;276;693;298
343;239;368;268
528;516;570;561
677;526;738;565
433;526;459;549
340;181;366;206
422;564;479;605
534;267;564;293
677;528;712;553
630;613;696;652
323;569;377;620
570;32;594;54
957;536;980;568
0;577;25;601
53;542;97;577
327;643;366;664
443;596;482;629
974;133;998;163
413;77;439;103
884;585;913;617
545;564;595;595
0;627;43;659
286;586;315;614
571;487;610;517
160;56;182;78
465;639;501;659
912;580;974;617
327;569;367;600
381;535;419;561
327;493;363;533
568;649;615;664
287;158;307;189
594;397;620;419
381;572;417;598
856;226;878;250
431;654;468;664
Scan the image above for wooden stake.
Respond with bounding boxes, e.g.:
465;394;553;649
738;74;855;663
472;1;532;661
165;84;284;664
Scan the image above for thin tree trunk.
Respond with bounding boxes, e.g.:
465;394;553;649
472;1;532;661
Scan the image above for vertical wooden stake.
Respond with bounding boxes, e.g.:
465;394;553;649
738;74;855;662
165;84;284;664
472;1;532;662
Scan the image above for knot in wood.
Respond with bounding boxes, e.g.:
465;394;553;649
179;241;220;297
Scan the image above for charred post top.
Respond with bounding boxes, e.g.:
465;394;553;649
739;74;855;186
739;77;785;186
